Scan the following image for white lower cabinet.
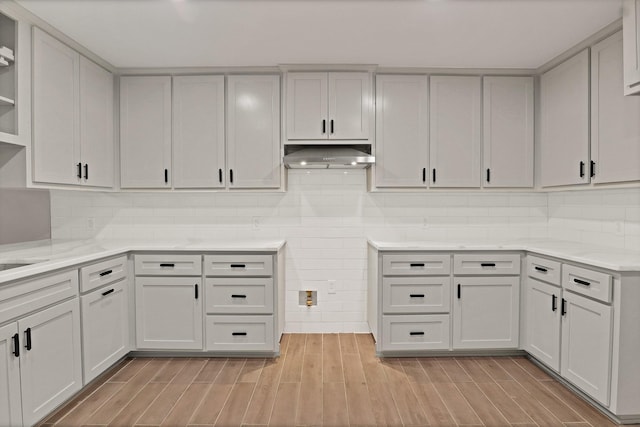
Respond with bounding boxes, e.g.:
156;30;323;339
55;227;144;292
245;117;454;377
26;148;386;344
524;278;561;371
135;277;202;350
381;314;450;351
206;315;274;351
561;290;613;406
0;323;22;427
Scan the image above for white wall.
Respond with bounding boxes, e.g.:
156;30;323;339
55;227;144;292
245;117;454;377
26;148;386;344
50;169;551;332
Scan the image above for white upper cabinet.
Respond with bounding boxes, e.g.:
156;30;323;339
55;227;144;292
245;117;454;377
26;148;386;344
482;76;534;188
120;76;172;189
591;32;640;184
79;56;114;188
32;27;80;185
540;49;590;187
286;72;370;141
375;75;429;188
429;76;481;188
173;75;225;189
227;75;281;189
623;0;640;95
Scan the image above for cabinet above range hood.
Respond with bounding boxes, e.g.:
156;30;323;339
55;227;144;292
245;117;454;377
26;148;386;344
283;144;375;169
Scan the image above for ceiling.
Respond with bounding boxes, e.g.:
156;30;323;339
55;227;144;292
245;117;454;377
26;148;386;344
16;0;623;69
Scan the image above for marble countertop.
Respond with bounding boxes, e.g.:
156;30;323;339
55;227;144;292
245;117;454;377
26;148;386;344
0;239;286;285
368;238;640;272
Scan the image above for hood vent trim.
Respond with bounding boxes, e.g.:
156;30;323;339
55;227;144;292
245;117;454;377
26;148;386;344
283;144;375;169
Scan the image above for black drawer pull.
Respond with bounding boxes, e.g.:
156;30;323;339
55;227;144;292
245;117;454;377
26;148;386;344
409;263;425;267
219;168;223;183
561;298;567;316
422;168;426;182
232;332;247;336
99;269;113;277
102;288;115;297
322;119;326;134
409;331;425;336
12;334;19;358
24;328;32;351
159;263;175;268
573;278;591;286
534;266;548;273
77;162;82;179
409;294;425;298
84;163;89;180
552;294;557;312
480;263;496;267
330;119;334;134
579;161;585;178
195;284;199;299
590;160;596;178
231;294;247;298
486;168;491;183
230;169;234;184
164;168;169;183
432;168;436;183
457;284;461;299
230;264;246;268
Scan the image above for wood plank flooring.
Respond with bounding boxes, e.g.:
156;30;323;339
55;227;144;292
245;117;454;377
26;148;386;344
38;333;631;427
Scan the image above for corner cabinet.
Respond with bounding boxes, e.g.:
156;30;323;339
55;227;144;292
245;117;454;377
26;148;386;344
623;0;640;95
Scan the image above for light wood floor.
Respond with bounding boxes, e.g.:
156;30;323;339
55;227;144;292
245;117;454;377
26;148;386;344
39;333;630;427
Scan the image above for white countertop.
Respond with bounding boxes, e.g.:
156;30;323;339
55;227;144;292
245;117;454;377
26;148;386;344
368;238;640;272
0;239;286;285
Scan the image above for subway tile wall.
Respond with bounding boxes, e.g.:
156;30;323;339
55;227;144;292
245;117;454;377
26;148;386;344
49;170;640;332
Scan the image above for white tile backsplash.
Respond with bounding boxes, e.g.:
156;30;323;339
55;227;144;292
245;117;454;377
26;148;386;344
49;170;638;331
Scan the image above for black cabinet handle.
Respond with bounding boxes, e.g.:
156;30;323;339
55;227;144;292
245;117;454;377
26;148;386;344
457;284;461;299
322;119;326;134
561;298;567;316
24;328;32;351
534;266;548;273
573;278;591;287
12;334;19;358
481;263;496;267
409;294;424;298
230;264;246;268
410;263;425;267
330;119;334;134
77;162;82;179
99;269;113;277
219;168;223;183
84;163;89;180
422;168;426;183
552;294;557;312
486;168;491;183
579;161;585;178
409;331;425;336
102;288;115;297
432;168;436;183
231;294;247;298
159;263;175;268
232;332;247;336
195;284;199;300
230;169;233;184
590;161;596;178
164;169;168;183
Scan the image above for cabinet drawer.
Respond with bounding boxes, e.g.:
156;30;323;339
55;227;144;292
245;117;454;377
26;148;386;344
80;255;127;293
562;264;612;303
206;315;274;351
527;255;561;286
205;278;273;314
453;253;520;275
135;254;201;276
204;255;273;277
0;270;78;324
382;277;450;314
382;254;450;276
381;314;450;351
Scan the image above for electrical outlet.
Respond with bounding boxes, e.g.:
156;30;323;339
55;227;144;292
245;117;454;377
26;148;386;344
328;280;336;294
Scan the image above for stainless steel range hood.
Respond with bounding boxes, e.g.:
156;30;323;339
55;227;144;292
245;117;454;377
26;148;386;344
283;145;375;169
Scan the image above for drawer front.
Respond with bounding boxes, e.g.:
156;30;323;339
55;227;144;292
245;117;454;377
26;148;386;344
382;277;451;314
562;264;612;303
204;255;273;277
0;270;78;324
135;254;202;276
206;278;274;314
382;254;450;276
382;314;450;351
206;315;274;351
453;253;521;275
80;255;128;293
527;255;561;286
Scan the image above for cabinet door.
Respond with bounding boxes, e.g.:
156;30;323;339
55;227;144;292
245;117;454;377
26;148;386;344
561;291;612;406
0;323;22;427
227;75;281;189
429;76;481;188
453;276;519;349
375;75;428;188
328;72;370;140
120;76;171;188
173;75;225;188
286;72;327;140
19;299;82;427
135;277;202;350
591;32;640;184
540;50;590;187
524;279;561;372
81;280;129;383
79;56;114;188
483;77;534;188
623;0;640;95
32;27;80;185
